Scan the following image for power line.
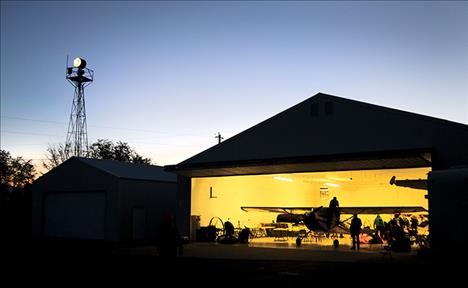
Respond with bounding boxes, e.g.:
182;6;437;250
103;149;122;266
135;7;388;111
1;115;206;137
1;130;201;147
1;116;64;125
2;130;63;138
0;143;47;146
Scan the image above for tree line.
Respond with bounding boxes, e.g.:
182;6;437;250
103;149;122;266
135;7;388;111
2;139;152;186
43;139;152;171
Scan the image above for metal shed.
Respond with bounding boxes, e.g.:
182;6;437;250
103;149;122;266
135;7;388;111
32;157;176;242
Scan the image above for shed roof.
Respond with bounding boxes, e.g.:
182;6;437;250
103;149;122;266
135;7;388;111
75;157;176;182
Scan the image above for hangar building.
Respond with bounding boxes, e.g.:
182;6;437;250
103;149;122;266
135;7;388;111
166;93;468;248
32;157;176;242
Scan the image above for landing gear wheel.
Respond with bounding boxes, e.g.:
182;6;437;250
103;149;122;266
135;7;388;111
296;237;302;247
333;239;339;248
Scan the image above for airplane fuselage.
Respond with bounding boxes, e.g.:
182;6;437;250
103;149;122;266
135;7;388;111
277;207;338;232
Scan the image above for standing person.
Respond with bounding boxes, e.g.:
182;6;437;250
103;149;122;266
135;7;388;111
157;214;183;258
328;196;340;228
410;216;419;233
350;213;362;250
238;227;253;244
373;214;385;238
224;220;235;238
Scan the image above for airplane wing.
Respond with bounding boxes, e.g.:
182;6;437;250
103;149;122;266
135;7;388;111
241;206;316;214
241;206;427;215
390;176;427;190
339;206;427;215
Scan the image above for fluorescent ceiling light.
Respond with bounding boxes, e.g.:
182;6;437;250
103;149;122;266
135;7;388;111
273;176;293;182
327;177;352;182
325;183;340;187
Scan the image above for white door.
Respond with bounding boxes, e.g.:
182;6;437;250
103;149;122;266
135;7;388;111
132;207;146;241
44;191;105;240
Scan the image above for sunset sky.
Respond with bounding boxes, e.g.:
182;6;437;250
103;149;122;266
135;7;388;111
1;1;467;171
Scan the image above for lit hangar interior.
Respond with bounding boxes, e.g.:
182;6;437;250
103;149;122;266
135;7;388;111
191;167;429;242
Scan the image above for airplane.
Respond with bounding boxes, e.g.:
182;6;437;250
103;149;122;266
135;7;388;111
241;205;427;246
389;176;427;190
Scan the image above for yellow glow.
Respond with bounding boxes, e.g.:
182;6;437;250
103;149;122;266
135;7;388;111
303;178;329;183
191;167;430;229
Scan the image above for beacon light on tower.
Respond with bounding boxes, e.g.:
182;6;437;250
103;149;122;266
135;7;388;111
65;56;94;158
73;57;87;69
66;56;93;83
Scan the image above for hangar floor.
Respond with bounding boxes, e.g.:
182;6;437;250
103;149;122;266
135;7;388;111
249;236;380;250
178;241;418;264
108;241;415;264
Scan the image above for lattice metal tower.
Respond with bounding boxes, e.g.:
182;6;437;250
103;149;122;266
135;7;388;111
65;57;94;158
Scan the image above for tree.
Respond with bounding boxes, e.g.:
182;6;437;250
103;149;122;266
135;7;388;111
0;150;34;242
0;150;35;188
43;139;152;171
89;140;152;164
43;143;68;171
0;150;12;185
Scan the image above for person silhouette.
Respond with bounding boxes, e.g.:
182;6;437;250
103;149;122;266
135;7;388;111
328;196;340;228
409;215;419;236
157;214;182;258
350;213;362;250
224;220;235;238
238;227;253;244
373;214;385;238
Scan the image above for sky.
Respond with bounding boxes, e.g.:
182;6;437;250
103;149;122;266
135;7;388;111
1;1;467;172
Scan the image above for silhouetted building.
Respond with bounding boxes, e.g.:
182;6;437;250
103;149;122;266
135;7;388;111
428;168;468;249
166;93;468;250
32;157;176;242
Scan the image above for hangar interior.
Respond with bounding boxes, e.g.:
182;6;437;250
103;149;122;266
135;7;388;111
191;167;429;246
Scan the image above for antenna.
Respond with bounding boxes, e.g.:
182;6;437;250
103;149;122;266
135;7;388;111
66;54;69;74
64;57;94;158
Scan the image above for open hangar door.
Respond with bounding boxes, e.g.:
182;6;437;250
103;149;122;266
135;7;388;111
191;167;429;248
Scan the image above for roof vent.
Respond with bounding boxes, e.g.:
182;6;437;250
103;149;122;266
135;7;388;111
325;101;334;115
310;103;319;117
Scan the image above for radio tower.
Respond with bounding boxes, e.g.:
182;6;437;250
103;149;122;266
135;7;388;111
65;57;94;158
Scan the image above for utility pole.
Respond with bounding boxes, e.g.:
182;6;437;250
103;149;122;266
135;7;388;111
215;132;224;144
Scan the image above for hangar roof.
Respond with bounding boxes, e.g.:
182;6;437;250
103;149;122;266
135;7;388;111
166;93;468;177
75;157;176;182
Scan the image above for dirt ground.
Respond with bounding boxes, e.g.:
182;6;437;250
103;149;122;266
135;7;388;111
3;239;464;285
